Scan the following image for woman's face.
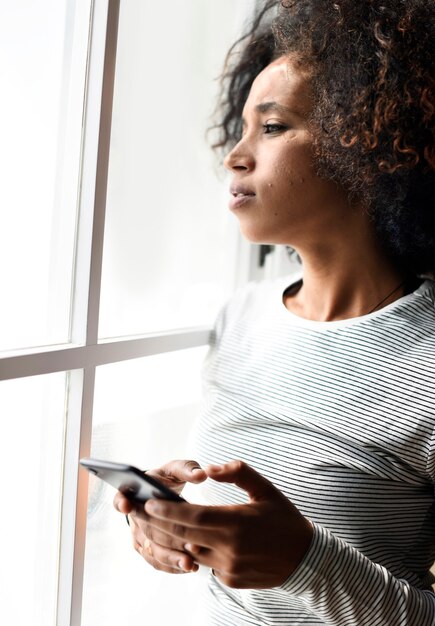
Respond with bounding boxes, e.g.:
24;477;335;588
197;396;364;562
224;56;351;245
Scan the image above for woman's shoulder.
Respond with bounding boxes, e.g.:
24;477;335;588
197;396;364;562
398;277;435;329
211;269;301;338
415;277;435;307
228;270;301;316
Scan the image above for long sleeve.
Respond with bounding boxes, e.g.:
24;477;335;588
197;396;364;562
282;523;435;625
195;276;435;625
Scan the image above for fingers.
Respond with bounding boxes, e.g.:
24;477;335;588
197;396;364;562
134;533;198;574
130;516;199;573
144;499;234;531
145;517;215;550
154;459;207;487
140;539;198;573
113;492;136;515
144;524;186;551
205;460;278;502
141;540;191;572
112;464;208;577
119;501;201;574
113;460;206;517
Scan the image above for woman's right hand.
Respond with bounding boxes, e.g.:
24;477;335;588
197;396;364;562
113;459;207;574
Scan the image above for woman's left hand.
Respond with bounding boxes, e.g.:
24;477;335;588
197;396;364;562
143;460;314;589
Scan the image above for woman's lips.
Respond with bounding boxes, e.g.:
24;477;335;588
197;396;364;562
229;185;256;210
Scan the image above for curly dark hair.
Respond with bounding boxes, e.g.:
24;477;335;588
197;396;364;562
211;0;435;276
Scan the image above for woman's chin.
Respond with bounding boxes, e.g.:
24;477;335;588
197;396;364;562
238;223;287;246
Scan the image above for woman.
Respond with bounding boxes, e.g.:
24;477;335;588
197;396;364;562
115;1;435;624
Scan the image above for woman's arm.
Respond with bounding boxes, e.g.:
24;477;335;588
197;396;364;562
142;460;435;626
282;522;435;626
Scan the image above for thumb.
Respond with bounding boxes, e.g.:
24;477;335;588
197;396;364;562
157;459;207;484
205;460;279;502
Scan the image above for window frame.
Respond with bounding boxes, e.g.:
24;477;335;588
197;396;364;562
0;3;210;623
0;1;271;624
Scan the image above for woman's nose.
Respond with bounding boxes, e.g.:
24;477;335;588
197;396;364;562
224;139;254;172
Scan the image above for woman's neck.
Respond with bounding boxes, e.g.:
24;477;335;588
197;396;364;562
284;222;408;322
285;268;407;322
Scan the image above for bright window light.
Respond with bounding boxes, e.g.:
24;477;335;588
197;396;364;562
81;347;209;626
0;372;67;626
0;0;89;352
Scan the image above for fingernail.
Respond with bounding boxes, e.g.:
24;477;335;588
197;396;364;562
145;500;158;513
184;543;200;554
191;466;203;473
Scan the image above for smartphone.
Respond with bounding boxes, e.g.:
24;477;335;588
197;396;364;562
80;457;185;503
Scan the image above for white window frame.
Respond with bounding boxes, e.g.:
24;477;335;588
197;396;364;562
0;2;273;624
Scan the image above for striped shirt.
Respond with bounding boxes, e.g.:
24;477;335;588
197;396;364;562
193;272;435;625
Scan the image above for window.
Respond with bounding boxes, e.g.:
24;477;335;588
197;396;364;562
0;372;67;625
0;1;293;625
0;0;87;352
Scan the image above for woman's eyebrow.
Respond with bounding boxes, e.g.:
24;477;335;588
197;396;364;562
255;101;293;114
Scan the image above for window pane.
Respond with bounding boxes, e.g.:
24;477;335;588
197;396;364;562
81;347;209;626
0;1;91;351
0;372;67;626
99;0;255;339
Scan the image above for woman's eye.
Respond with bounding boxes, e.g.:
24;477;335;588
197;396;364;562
262;123;286;134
